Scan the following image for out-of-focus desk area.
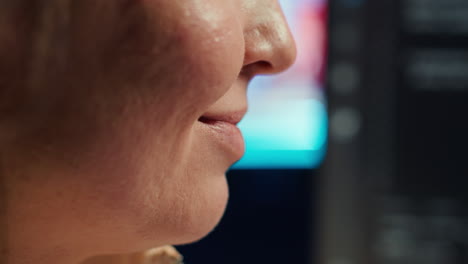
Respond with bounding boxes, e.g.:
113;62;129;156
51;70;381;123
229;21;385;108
178;0;468;263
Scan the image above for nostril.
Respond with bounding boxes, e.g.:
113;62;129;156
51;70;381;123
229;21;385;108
255;61;273;70
241;60;274;76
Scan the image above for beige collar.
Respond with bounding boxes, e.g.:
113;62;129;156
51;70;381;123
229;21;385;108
81;246;183;264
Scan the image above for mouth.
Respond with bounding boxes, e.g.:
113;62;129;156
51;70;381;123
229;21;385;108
197;109;247;161
197;110;247;126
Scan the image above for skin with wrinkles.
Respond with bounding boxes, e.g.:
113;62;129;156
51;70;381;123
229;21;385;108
0;1;296;263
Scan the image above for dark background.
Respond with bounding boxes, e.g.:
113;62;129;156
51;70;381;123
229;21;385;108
177;169;317;264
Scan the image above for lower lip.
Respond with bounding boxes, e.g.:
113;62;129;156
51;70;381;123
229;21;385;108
199;120;245;161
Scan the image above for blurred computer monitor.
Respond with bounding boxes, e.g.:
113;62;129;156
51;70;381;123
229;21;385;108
320;0;468;263
234;0;328;169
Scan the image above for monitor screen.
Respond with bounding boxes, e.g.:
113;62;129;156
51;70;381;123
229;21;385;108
233;0;328;169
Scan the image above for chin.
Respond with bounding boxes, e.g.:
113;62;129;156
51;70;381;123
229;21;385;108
171;175;229;245
129;171;230;248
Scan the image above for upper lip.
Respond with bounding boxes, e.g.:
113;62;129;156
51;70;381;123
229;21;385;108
198;109;247;125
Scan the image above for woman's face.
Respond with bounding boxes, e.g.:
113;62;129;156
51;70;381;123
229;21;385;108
5;0;295;258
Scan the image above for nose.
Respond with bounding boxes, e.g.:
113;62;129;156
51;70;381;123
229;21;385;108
241;0;297;76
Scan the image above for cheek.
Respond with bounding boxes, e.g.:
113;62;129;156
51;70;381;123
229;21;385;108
67;0;246;136
11;0;246;252
69;125;230;249
134;0;246;113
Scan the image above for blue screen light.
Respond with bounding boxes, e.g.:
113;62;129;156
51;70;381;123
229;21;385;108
233;99;327;169
232;0;328;169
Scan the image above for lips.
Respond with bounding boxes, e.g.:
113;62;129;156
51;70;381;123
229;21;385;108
197;109;247;126
198;109;247;161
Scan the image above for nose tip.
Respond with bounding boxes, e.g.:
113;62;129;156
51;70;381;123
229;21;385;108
241;1;297;76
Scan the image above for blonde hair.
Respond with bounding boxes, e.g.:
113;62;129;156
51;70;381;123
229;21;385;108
0;1;71;262
28;0;72;90
0;3;184;263
0;1;71;118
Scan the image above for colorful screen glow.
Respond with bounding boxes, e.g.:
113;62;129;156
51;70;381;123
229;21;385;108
233;0;328;169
